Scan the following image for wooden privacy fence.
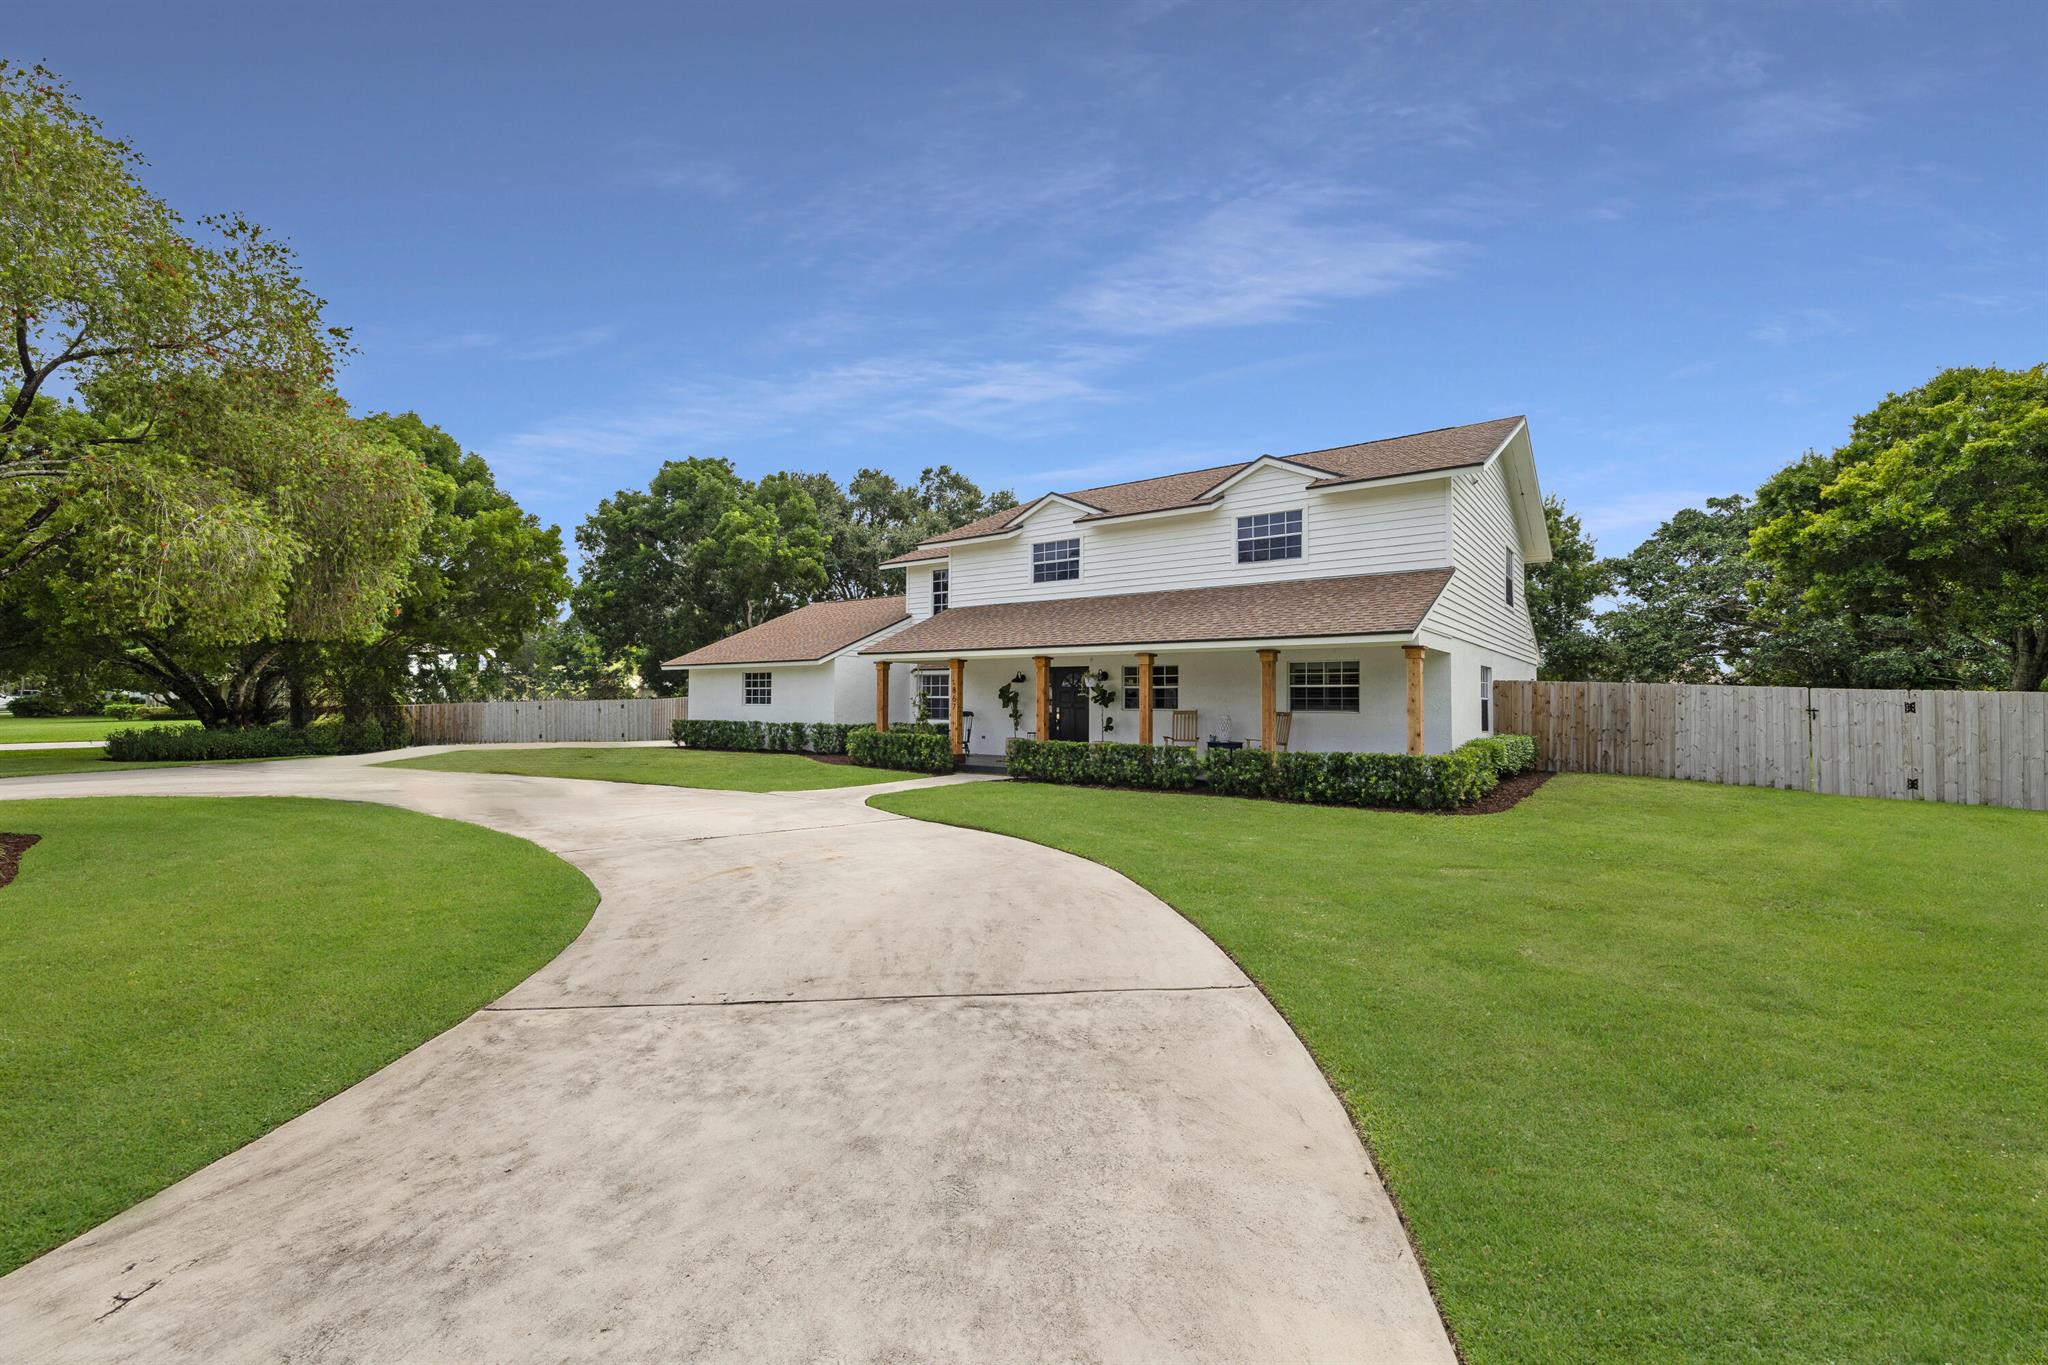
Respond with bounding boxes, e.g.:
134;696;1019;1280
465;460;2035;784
1493;680;2048;811
405;697;688;745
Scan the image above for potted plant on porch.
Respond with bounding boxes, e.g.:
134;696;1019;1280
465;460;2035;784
1088;670;1118;742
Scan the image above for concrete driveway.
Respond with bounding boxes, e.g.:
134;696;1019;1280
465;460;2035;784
0;750;1454;1363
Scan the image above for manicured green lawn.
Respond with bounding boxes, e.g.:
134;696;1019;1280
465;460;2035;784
382;745;922;792
0;749;320;779
871;775;2048;1361
0;797;595;1275
0;716;185;744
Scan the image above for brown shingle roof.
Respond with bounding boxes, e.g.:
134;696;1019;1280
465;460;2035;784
858;569;1453;655
664;596;908;668
878;544;951;568
910;416;1524;545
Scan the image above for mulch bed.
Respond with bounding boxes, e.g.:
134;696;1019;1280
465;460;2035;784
802;753;857;766
1432;768;1551;816
0;833;41;890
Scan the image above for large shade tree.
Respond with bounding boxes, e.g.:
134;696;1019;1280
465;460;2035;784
9;374;430;725
1751;365;2048;691
1;63;340;601
1523;495;1611;680
315;413;571;728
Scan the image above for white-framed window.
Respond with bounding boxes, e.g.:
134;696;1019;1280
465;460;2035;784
916;669;951;722
1289;660;1360;712
1237;509;1303;563
1032;537;1081;583
930;566;949;613
1504;546;1517;607
742;672;772;706
1121;663;1180;710
1479;665;1493;733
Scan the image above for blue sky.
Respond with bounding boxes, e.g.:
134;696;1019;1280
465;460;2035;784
21;1;2045;556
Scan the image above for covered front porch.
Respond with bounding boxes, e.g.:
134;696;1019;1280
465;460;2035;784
865;641;1453;761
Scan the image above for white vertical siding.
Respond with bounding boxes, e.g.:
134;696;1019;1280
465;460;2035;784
1422;459;1541;664
946;466;1453;610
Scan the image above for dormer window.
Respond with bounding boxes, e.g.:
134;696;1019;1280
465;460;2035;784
1237;509;1303;563
930;566;949;613
1032;537;1081;583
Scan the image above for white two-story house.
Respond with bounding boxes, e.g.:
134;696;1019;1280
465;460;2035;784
668;415;1551;759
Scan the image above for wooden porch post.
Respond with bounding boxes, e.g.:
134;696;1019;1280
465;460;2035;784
948;657;966;759
1033;655;1051;740
1137;652;1156;746
1257;649;1279;754
1404;645;1426;755
874;661;890;731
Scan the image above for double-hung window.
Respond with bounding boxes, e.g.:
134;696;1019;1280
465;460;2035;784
1479;665;1493;733
1120;664;1180;710
1289;660;1359;712
1032;537;1081;583
916;669;951;723
930;566;950;613
742;671;773;706
1237;509;1303;563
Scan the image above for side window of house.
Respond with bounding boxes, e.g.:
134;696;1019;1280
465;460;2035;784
1237;509;1303;563
1479;665;1493;732
1121;664;1181;709
917;669;950;722
1289;660;1359;712
1032;537;1081;583
743;671;772;706
1504;546;1516;607
930;566;949;613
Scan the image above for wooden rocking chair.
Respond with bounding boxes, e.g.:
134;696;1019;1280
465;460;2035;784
1163;710;1199;748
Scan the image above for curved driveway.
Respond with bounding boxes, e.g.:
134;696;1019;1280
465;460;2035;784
0;750;1452;1362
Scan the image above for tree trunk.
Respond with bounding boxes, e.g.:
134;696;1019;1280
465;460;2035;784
2011;623;2048;693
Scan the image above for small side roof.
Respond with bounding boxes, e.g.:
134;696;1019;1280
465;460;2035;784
663;596;908;669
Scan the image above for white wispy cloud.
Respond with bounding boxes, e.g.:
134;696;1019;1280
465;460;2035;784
636;159;742;198
1749;307;1848;346
420;330;503;354
493;345;1131;467
1716;89;1866;157
1576;489;1716;547
513;325;621;361
1061;193;1454;335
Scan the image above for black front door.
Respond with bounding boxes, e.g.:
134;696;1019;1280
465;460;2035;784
1049;667;1089;741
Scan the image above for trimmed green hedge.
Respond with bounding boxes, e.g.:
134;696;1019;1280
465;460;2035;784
1005;738;1202;790
671;717;857;755
846;724;953;774
1009;734;1535;810
673;718;761;750
103;719;398;762
1466;732;1537;777
808;723;854;755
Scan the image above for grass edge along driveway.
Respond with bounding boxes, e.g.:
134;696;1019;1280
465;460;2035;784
381;745;922;792
0;796;596;1276
869;774;2047;1362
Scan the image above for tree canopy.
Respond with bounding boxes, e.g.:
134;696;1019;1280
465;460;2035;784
573;460;1010;690
1;63;341;602
1750;365;2048;691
